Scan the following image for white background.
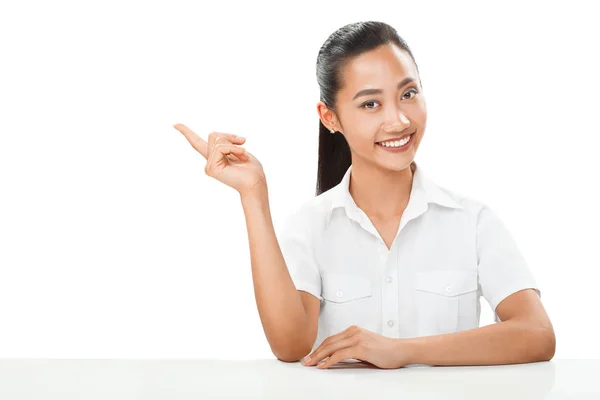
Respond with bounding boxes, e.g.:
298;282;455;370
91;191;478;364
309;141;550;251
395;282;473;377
1;0;598;359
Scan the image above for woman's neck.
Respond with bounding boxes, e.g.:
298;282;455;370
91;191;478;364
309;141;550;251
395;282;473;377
348;161;416;219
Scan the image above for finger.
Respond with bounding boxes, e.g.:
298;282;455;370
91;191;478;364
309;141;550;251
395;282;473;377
210;132;246;143
173;123;210;159
206;143;247;173
305;336;357;366
304;325;357;364
208;132;246;151
224;149;248;164
228;151;249;162
317;347;355;369
214;143;246;156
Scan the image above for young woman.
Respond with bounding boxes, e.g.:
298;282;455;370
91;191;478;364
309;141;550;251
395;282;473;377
173;21;555;369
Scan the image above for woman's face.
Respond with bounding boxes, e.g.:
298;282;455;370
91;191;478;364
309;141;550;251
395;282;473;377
319;43;427;172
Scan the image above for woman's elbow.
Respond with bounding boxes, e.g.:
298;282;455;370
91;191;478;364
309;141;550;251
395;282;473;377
273;346;311;363
534;326;556;362
271;339;312;363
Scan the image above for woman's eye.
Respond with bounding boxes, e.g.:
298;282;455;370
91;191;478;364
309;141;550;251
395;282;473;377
362;101;379;109
403;88;418;100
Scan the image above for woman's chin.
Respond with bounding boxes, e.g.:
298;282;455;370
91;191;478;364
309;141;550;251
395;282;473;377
374;158;415;173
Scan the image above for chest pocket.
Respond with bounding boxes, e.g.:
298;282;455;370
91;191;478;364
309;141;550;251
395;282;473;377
322;272;373;303
415;269;478;336
321;272;374;334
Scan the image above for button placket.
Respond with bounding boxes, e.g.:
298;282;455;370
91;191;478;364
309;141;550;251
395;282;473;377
381;245;399;337
379;249;387;262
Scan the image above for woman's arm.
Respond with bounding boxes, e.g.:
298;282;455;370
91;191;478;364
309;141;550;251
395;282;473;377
400;289;556;366
240;185;317;361
171;125;317;361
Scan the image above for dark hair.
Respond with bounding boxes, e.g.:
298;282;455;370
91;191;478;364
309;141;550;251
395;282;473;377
315;21;420;196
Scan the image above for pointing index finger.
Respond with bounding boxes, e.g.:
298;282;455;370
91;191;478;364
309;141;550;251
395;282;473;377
173;123;209;159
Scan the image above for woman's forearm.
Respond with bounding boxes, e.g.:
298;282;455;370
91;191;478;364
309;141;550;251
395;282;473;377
240;185;312;361
400;319;555;366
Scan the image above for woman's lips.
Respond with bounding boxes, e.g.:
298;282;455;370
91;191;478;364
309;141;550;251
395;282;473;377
376;133;414;152
375;131;415;144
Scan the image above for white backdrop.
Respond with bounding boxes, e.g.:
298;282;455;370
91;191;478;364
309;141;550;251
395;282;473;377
1;0;598;359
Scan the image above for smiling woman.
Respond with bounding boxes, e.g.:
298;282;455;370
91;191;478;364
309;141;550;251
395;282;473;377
282;21;554;369
314;24;427;202
174;20;554;370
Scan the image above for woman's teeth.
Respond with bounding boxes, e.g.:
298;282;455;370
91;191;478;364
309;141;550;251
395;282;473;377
378;135;411;147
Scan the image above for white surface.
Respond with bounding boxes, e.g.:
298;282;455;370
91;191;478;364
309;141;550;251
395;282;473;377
0;359;598;399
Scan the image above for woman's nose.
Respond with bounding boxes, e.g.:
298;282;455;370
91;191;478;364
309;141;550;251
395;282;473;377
383;113;410;132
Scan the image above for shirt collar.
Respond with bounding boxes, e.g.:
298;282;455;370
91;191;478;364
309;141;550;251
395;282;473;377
325;161;463;227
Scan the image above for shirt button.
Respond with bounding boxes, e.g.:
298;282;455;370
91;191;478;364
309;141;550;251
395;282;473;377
387;320;394;327
336;290;344;298
445;285;452;293
386;276;393;283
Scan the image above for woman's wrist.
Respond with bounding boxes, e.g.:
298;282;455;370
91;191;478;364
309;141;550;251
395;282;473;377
240;180;269;209
239;178;268;202
392;337;419;366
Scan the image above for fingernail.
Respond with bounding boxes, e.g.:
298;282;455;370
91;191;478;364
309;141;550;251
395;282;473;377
302;356;311;364
236;136;245;140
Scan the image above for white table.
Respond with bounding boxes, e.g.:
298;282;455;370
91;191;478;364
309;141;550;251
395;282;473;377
0;359;598;399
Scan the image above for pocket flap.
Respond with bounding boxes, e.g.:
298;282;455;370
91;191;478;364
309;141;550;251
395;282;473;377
322;272;373;303
416;269;478;297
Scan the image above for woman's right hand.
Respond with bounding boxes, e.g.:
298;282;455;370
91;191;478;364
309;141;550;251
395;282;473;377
173;124;266;197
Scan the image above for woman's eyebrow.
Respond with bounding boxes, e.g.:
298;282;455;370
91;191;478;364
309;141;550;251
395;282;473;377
352;77;417;100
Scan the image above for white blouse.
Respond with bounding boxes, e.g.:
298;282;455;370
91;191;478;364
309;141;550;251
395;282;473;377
277;161;540;353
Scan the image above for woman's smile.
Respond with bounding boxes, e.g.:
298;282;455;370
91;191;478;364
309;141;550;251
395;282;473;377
376;132;414;152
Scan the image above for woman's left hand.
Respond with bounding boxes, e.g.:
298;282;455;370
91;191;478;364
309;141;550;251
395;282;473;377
301;325;411;369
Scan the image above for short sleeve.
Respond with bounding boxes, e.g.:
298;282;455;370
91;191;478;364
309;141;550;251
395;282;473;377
476;204;541;315
277;211;323;302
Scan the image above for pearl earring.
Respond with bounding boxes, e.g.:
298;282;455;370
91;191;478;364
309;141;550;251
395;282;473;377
330;128;335;134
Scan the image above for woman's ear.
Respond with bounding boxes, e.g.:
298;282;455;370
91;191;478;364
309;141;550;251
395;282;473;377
316;101;338;132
